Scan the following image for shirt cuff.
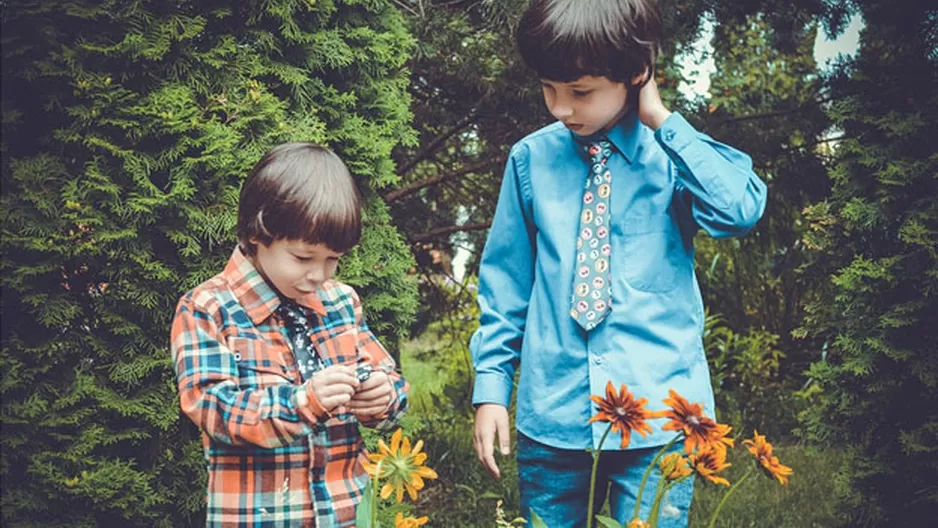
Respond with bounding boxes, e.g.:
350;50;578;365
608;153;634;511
472;371;514;408
654;112;696;154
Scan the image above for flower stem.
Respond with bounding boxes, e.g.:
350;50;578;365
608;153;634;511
371;459;383;528
633;434;682;519
707;467;754;528
586;423;613;528
646;478;669;528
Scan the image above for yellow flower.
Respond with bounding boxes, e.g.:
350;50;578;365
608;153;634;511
743;430;793;486
627;519;650;528
652;390;735;454
362;428;438;503
658;452;692;481
689;446;732;486
588;381;654;448
394;512;429;527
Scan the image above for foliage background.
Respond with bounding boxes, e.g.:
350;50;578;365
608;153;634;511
1;1;417;525
2;0;936;526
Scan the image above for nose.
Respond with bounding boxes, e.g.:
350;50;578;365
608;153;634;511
306;265;326;284
552;100;573;120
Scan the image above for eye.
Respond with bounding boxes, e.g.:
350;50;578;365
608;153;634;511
293;255;313;262
573;89;592;98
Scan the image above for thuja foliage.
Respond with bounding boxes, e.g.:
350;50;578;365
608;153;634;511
0;0;417;525
797;0;938;524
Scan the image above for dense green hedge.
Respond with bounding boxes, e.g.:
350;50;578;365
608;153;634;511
0;1;417;525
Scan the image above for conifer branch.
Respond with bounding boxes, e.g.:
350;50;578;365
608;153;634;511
383;158;503;202
410;221;492;243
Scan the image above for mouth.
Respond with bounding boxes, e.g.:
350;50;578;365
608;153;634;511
565;123;585;132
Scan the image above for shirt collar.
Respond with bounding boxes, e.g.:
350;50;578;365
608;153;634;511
222;246;327;325
574;110;642;164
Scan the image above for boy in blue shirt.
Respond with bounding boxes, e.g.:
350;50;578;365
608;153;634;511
470;0;767;526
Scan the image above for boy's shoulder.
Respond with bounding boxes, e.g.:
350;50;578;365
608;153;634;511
508;120;571;159
174;269;240;319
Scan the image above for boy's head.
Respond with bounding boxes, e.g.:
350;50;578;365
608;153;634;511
237;142;361;298
516;0;662;136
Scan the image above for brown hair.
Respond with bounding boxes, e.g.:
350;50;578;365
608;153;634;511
516;0;661;87
237;143;362;255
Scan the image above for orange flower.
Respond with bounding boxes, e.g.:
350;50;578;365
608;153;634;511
627;519;650;528
658;452;692;482
362;429;438;502
653;390;735;453
689;446;732;486
743;430;793;486
394;512;429;527
588;381;654;448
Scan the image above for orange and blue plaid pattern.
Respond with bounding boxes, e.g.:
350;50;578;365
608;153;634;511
171;247;408;527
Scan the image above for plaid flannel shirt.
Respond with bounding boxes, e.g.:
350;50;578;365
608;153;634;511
171;247;408;527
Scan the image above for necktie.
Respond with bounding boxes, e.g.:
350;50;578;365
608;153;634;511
278;299;323;381
570;139;613;331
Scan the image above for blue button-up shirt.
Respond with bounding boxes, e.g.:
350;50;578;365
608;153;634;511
470;111;767;451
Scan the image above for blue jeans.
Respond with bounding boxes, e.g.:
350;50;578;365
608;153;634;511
517;433;693;528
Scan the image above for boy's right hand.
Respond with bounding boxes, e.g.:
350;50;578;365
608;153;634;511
473;403;510;479
308;365;360;412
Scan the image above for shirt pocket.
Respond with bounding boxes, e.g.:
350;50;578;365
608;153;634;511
227;336;297;389
613;213;686;293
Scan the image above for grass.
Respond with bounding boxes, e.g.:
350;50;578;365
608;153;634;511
397;336;847;527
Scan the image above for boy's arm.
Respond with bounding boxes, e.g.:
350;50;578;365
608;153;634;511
349;287;409;431
471;145;536;408
655;113;768;238
171;298;332;448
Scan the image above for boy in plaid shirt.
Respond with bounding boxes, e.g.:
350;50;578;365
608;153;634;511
171;143;408;527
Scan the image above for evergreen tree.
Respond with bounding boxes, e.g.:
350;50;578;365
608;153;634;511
798;0;938;523
0;1;417;525
690;10;831;435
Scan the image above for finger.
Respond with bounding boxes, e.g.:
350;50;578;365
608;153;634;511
350;405;386;416
352;383;391;400
478;421;500;479
496;413;511;456
348;394;390;409
320;392;352;410
318;368;359;388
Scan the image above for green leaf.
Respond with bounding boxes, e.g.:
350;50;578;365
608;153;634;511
530;510;549;528
356;480;374;528
595;515;624;528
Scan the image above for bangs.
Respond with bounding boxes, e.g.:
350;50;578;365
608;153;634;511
516;0;660;83
259;193;362;254
238;143;362;255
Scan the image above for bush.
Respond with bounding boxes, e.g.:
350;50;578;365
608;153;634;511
1;1;416;525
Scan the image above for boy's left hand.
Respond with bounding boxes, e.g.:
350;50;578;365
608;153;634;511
636;69;672;130
347;370;393;418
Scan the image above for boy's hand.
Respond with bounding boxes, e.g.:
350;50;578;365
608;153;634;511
473;403;510;479
347;371;393;418
309;365;360;412
636;69;672;130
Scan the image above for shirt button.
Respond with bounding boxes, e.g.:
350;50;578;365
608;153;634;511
593;356;603;365
233;352;242;361
664;129;676;141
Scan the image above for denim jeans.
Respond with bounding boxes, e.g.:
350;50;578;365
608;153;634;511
517;433;693;528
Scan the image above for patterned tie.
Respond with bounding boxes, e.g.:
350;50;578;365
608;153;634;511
570;138;613;331
277;299;324;381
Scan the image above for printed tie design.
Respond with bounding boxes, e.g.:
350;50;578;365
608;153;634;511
278;299;324;381
570;139;613;331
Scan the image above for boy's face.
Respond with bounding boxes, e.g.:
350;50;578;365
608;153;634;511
248;238;342;299
540;75;631;137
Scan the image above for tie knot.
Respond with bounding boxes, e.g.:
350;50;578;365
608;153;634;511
583;139;612;163
277;299;308;327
